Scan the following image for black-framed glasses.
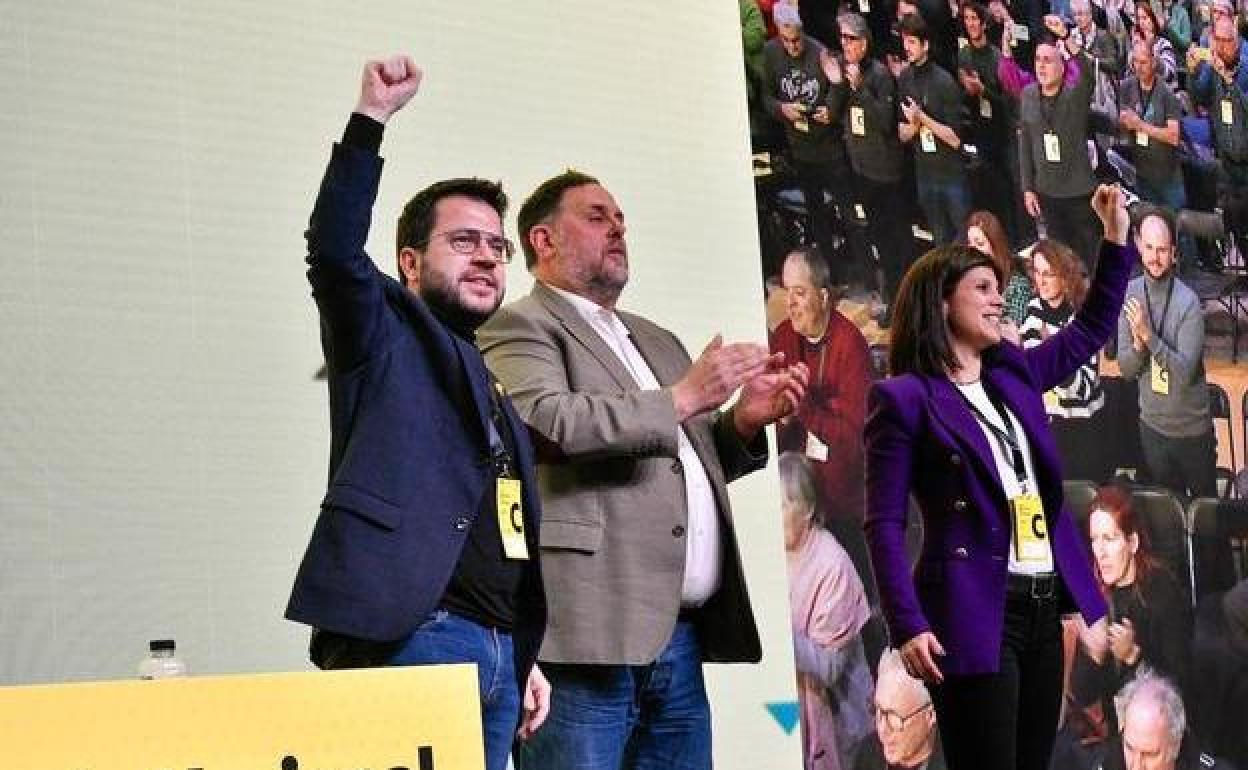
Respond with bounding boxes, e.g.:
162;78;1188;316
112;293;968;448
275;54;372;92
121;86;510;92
873;702;932;731
420;228;515;263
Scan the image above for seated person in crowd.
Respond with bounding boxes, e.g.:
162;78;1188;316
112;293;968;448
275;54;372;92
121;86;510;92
1099;669;1235;770
772;249;875;599
1190;579;1248;768
853;648;946;770
781;451;875;770
1019;239;1110;482
1069;484;1193;739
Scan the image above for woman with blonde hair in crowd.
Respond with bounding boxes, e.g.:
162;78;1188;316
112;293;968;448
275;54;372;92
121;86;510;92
965;210;1034;339
1019;238;1110;482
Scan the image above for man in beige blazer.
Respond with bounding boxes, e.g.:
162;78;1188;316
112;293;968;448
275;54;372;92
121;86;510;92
478;170;807;769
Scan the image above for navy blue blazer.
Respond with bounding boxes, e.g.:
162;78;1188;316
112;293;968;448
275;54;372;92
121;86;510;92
285;142;545;681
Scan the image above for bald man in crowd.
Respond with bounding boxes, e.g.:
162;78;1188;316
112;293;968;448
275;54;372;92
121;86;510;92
1116;210;1215;502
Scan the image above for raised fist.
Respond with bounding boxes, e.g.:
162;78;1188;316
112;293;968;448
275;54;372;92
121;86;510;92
355;55;423;124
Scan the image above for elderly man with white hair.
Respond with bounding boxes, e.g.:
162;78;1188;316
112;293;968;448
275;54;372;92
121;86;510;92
1099;669;1233;770
852;647;946;770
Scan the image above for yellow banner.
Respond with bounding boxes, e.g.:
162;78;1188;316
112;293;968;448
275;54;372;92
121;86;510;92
0;665;483;770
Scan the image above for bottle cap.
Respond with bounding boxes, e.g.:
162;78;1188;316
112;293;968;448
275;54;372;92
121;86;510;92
149;639;176;652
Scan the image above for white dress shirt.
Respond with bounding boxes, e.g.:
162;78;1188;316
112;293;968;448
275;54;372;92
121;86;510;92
545;283;722;605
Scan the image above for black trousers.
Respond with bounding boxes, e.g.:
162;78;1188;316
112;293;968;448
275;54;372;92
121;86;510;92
1140;422;1218;503
856;174;915;306
793;157;855;284
930;583;1064;770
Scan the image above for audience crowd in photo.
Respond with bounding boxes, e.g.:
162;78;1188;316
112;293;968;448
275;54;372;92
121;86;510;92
742;0;1248;766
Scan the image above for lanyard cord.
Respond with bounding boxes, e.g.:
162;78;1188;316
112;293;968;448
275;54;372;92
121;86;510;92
957;385;1030;489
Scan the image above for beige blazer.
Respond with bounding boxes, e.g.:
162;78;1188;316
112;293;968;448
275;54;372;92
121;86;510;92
477;282;767;665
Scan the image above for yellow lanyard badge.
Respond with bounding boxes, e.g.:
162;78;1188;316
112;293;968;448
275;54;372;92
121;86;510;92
1151;362;1170;396
1011;492;1049;563
496;478;529;561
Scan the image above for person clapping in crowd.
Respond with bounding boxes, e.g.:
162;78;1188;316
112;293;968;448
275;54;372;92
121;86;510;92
1068;485;1193;739
1116;210;1216;501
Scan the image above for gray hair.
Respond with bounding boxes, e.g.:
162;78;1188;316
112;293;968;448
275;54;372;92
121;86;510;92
774;2;802;28
1118;669;1186;761
1071;0;1092;13
838;11;871;42
784;248;834;291
876;647;931;705
778;452;818;516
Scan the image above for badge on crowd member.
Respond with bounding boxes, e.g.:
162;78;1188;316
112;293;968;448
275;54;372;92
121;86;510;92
796;116;810;132
980;98;993;119
1136;130;1149;146
854;203;867;221
1043;132;1061;163
496;478;529;560
958;36;969;48
920;126;937;153
1222;99;1235;125
1043;389;1059;409
1151;362;1170;396
850;106;866;136
859;0;870;12
1011;493;1049;563
1013;23;1031;41
805;431;829;463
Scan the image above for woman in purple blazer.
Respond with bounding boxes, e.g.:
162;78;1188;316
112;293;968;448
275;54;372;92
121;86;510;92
863;186;1133;770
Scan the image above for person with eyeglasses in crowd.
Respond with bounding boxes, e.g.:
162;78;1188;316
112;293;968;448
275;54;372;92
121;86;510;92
853;647;946;770
1191;16;1248;251
284;55;549;770
823;11;914;312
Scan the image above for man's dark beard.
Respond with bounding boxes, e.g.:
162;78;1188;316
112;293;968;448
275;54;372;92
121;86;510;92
420;270;501;337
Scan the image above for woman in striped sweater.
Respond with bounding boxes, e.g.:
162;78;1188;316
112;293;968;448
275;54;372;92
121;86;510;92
1020;239;1112;482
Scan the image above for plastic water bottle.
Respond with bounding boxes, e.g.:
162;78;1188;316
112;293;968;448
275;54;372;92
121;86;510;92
137;639;188;679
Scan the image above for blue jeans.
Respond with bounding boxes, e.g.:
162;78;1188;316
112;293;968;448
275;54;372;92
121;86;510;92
514;621;710;770
388;610;520;770
916;176;972;246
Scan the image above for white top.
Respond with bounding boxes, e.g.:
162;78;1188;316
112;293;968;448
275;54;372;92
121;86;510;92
955;382;1055;575
545;283;722;605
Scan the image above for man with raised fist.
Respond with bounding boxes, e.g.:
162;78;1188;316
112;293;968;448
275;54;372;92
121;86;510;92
284;56;548;770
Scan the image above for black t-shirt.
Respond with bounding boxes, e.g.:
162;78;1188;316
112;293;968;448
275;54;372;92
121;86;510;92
436;328;528;631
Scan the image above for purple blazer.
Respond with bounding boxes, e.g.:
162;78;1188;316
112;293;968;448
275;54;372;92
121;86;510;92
864;240;1132;676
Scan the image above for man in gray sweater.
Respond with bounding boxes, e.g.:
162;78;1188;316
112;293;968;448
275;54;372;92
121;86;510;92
1017;23;1101;270
1116;210;1217;501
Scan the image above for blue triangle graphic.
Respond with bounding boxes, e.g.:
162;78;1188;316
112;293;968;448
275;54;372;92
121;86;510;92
765;700;800;735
